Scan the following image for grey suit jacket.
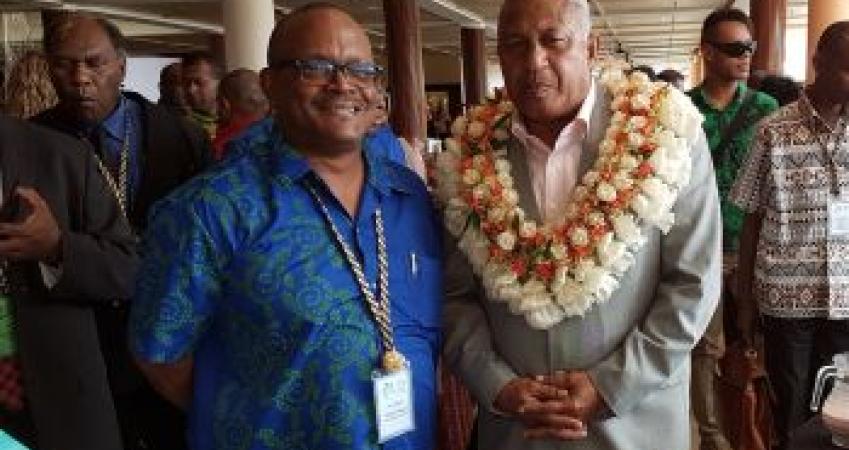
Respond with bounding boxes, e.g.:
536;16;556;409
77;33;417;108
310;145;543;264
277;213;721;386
443;82;722;450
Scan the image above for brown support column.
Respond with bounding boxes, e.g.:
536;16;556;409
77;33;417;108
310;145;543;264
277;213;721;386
750;0;786;75
208;34;225;67
383;0;426;144
461;27;486;106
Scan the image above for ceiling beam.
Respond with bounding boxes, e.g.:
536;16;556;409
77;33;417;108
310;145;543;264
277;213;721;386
45;2;223;33
593;6;716;16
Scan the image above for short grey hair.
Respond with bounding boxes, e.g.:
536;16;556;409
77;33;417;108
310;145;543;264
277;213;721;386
564;0;592;41
498;0;592;42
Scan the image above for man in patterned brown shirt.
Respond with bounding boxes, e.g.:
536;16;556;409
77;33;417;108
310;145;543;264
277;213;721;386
731;21;849;450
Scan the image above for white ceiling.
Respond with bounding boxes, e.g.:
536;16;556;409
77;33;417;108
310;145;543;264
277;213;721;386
0;0;810;68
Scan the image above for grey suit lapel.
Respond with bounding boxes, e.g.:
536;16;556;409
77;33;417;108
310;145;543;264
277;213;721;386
578;81;612;178
506;138;541;222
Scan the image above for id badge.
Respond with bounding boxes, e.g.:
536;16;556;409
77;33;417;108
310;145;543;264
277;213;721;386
828;198;849;237
372;365;415;443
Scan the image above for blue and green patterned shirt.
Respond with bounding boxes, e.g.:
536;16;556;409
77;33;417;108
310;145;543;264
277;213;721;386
129;118;442;450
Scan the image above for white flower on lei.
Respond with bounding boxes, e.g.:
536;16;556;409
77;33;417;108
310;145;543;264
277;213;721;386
596;182;617;202
628;115;648;130
550;243;568;261
459;230;490;271
472;184;489;202
497;172;514;188
503;189;519;206
462;168;481;185
510;279;550;314
487;206;507;222
619;154;639;171
470;105;487;120
444;137;461;155
451;116;468;137
496;230;517;251
525;304;567;330
467;121;487;139
569;226;590;247
627;131;646;149
596;232;634;275
495;159;511;174
630;94;652;112
520;220;538;239
611;213;645;247
658;86;704;140
612;170;633;190
493;128;511;141
582;265;619;302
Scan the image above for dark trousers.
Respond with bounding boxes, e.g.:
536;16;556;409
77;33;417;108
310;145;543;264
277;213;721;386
761;316;849;450
115;383;188;450
96;307;188;450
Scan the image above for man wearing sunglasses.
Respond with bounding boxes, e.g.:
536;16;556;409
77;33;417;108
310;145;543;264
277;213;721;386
130;4;441;450
686;8;778;450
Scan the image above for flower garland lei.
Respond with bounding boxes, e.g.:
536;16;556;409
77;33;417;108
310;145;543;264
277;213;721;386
433;70;704;329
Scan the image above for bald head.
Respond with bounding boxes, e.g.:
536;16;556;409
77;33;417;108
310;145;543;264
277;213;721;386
261;2;380;156
267;3;372;66
218;68;269;122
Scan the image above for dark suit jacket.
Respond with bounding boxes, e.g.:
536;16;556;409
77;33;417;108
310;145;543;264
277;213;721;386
0;115;137;450
32;92;211;396
32;91;212;230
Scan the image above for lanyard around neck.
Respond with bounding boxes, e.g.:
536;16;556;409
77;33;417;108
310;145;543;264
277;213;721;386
306;183;405;372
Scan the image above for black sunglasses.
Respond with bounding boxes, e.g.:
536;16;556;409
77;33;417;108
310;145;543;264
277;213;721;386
270;58;385;85
707;40;757;58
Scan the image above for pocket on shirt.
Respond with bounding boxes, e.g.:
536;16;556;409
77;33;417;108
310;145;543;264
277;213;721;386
391;252;442;329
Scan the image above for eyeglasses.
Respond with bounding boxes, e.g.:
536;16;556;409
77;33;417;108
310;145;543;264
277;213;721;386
707;40;757;58
270;58;385;85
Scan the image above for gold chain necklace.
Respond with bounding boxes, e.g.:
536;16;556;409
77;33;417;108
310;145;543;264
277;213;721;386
306;184;404;372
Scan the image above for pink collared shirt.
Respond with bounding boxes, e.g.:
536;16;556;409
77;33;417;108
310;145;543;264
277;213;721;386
511;80;596;225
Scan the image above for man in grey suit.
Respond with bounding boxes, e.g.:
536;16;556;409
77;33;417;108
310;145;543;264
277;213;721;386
442;0;722;448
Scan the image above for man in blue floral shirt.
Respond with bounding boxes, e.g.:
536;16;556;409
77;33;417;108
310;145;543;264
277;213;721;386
129;5;441;450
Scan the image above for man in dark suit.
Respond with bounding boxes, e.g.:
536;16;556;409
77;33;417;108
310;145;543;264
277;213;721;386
31;12;210;450
0;114;136;450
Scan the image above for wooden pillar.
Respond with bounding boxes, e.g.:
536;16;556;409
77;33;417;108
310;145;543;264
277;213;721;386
208;34;225;67
383;0;426;144
750;0;786;75
807;0;849;81
461;27;486;106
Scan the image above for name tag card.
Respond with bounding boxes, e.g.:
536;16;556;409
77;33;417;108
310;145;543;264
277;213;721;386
373;366;415;443
829;199;849;237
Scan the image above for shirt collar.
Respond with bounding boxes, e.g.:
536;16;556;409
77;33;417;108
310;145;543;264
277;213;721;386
799;90;849;134
264;120;409;196
692;81;747;113
100;94;127;141
511;77;596;151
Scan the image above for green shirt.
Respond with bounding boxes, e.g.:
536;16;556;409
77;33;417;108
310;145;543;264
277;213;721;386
687;83;778;250
190;110;217;140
